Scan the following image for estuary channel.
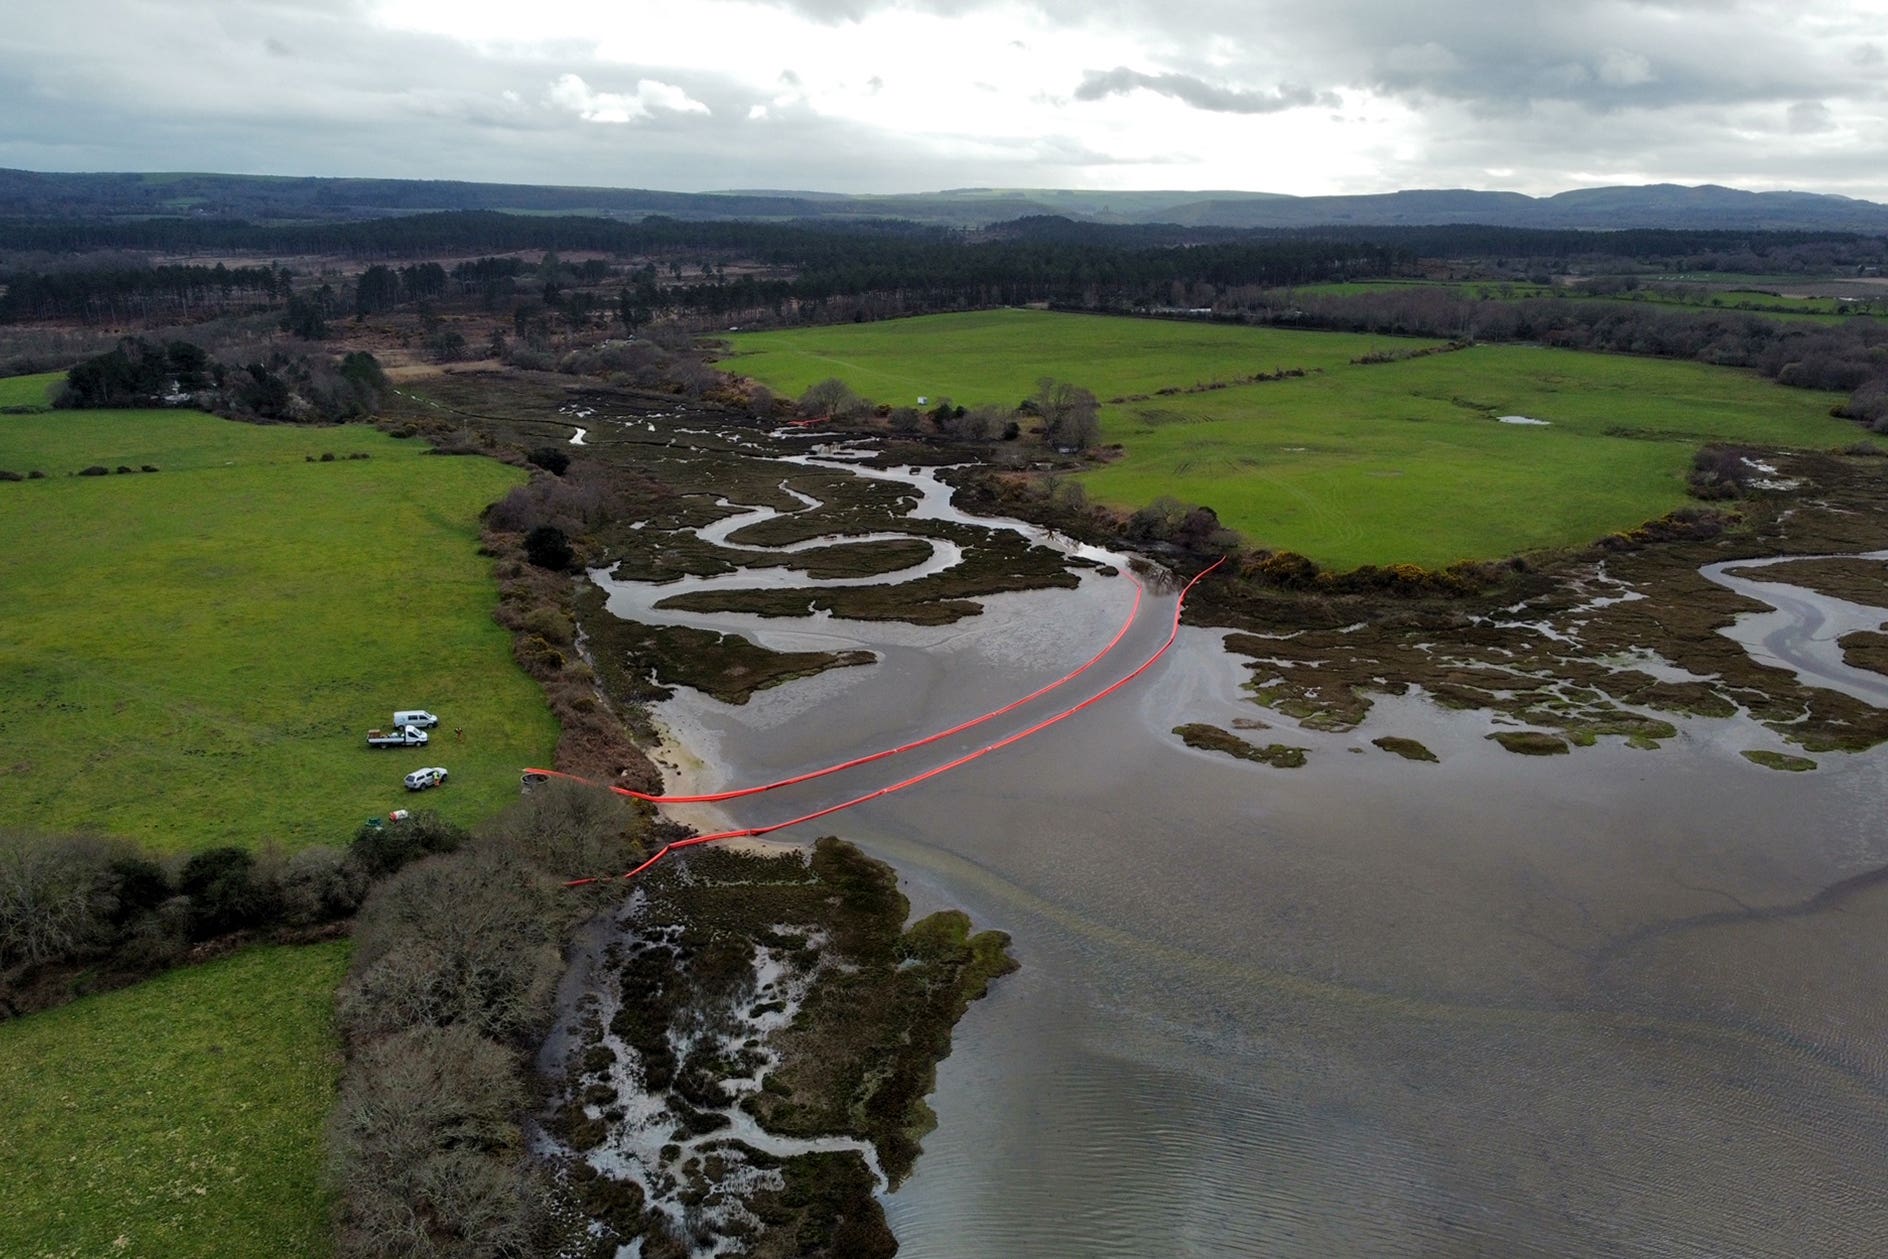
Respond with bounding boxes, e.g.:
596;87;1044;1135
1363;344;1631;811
587;423;1888;1257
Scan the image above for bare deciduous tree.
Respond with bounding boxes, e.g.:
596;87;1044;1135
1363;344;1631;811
0;831;118;967
1032;378;1101;450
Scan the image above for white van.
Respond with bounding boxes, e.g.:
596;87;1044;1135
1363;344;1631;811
393;710;439;729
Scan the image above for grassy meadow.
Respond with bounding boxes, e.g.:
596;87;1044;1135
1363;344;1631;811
0;407;556;851
1286;279;1865;324
721;308;1439;406
1084;345;1855;567
0;370;63;408
0;941;350;1259
722;312;1859;568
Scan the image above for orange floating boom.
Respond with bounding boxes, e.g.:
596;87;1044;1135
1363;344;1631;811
561;559;1220;886
528;567;1147;805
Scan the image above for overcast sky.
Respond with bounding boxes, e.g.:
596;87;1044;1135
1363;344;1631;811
4;0;1887;199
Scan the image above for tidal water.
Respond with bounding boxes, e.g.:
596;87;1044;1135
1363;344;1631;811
588;429;1888;1257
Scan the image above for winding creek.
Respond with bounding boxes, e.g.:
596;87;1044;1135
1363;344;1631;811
571;414;1888;1256
1702;549;1888;706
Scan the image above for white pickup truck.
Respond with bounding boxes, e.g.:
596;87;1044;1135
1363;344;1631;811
366;725;429;748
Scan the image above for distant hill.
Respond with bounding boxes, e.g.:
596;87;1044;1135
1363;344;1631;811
2;169;1885;234
1150;185;1888;232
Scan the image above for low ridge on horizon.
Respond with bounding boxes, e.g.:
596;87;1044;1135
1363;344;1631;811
3;167;1886;233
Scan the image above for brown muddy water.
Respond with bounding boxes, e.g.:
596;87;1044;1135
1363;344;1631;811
591;436;1888;1256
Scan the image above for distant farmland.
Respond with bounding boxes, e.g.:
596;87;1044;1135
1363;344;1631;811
722;311;1857;568
722;308;1436;408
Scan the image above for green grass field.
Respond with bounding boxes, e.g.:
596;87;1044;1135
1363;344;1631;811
723;312;1859;568
1287;280;1865;324
720;308;1438;406
0;409;556;851
1082;345;1854;567
0;941;350;1259
0;371;63;409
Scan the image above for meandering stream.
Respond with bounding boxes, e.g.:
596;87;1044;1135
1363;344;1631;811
576;414;1888;1257
1702;549;1888;706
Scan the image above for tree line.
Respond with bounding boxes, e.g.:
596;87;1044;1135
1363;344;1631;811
1238;285;1888;422
0;261;287;323
57;335;390;423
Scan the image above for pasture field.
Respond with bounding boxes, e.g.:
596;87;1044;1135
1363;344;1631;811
722;312;1858;568
719;308;1438;406
0;370;62;408
0;408;555;851
0;941;349;1259
1287;280;1863;324
1082;345;1856;567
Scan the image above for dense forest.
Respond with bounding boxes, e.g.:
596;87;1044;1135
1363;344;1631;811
4;210;1883;330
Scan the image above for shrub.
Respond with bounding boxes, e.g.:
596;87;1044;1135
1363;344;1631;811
178;846;280;940
328;1025;535;1259
1125;496;1189;542
0;469;21;482
103;854;172;925
524;524;574;571
478;778;640;878
348;812;469;881
0;831;119;967
798;377;864;419
78;465;108;477
518;604;575;645
279;845;371;925
1241;550;1321;589
526;446;571;476
513;634;567;679
339;845;563;1045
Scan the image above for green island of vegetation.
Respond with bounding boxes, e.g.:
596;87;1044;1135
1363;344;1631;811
1741;749;1819;772
1371;736;1440;762
1488;730;1573;756
1173;722;1309;768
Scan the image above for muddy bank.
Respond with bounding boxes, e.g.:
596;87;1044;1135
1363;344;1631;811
577;585;875;707
535;840;1014;1257
1201;452;1888;757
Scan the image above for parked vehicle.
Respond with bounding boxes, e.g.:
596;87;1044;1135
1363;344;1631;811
393;710;440;729
403;766;449;791
367;725;429;748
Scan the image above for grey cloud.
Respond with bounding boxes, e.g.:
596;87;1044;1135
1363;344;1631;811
1074;67;1334;113
1012;0;1873;114
1788;101;1834;134
1;0;1883;200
